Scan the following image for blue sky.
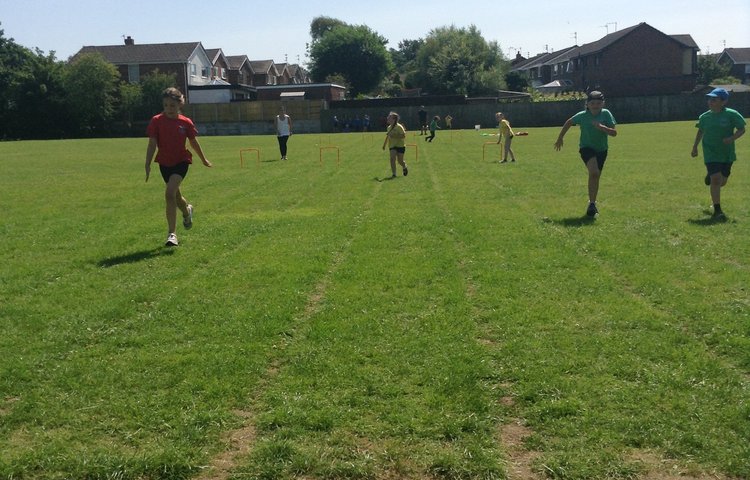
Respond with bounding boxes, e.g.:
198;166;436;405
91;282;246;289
2;0;748;64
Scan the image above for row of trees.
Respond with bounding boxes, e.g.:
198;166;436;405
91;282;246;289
0;25;174;139
307;17;511;97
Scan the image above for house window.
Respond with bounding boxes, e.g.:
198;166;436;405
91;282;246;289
190;64;197;77
201;67;209;78
221;68;227;80
567;61;573;72
127;64;140;83
594;56;600;67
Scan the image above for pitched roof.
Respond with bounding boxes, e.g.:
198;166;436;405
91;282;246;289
226;55;254;72
249;60;278;75
511;47;578;71
205;48;227;65
543;23;699;64
74;42;202;64
720;48;750;64
670;35;699;49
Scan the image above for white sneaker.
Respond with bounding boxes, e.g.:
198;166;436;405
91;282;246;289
165;233;179;246
183;204;193;230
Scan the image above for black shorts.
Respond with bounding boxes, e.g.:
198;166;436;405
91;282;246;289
159;162;189;183
706;162;732;178
579;148;608;171
390;146;406;154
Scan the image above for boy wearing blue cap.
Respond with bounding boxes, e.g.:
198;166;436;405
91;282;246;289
691;88;746;220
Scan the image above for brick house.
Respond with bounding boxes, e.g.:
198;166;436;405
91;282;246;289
512;23;699;97
249;60;280;86
73;37;213;103
717;48;750;84
205;48;230;82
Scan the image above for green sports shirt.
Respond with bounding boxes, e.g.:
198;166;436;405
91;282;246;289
571;108;616;152
696;108;746;163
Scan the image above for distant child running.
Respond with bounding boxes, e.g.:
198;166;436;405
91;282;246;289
553;91;617;217
145;87;212;247
382;111;409;177
691;87;746;220
426;115;441;142
444;114;453;129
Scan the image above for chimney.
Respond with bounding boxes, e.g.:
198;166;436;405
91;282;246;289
124;36;134;46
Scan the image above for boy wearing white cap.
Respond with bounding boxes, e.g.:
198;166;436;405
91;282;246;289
691;88;746;220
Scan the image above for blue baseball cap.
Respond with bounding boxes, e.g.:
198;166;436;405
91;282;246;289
706;87;729;100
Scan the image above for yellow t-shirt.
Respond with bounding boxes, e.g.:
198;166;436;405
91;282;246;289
387;123;406;148
498;119;514;138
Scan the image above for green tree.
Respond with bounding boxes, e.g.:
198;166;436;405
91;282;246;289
309;16;348;44
0;25;70;139
696;55;731;86
309;23;393;97
413;25;507;96
390;39;424;71
12;49;70;138
504;71;529;92
63;52;120;135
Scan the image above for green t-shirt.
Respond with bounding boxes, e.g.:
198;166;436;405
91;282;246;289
571;108;616;152
696;108;746;163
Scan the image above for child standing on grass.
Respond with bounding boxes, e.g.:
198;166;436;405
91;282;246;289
382;111;408;178
276;106;293;160
145;87;212;247
495;112;517;163
426;115;440;142
553;91;617;217
690;87;746;220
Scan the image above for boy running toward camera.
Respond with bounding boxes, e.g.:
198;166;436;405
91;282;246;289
145;87;212;247
691;87;746;220
554;91;617;217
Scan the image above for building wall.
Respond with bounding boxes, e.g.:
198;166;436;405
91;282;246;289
574;27;696;96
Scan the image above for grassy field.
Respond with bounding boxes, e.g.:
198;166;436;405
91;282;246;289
0;121;748;480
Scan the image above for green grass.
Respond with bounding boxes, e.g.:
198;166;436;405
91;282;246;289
0;122;748;480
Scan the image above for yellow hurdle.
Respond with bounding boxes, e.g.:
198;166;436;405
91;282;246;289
240;148;261;167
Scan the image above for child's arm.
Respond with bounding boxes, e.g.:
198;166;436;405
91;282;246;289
691;130;703;157
288;116;293;136
382;131;389;150
554;118;574;151
145;137;157;182
189;137;213;167
723;127;745;145
593;121;617;137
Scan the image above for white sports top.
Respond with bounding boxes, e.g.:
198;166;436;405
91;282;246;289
276;115;291;136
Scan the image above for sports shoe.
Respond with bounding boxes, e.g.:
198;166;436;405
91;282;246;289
403;167;408;176
165;233;179;247
586;202;598;217
183;204;193;230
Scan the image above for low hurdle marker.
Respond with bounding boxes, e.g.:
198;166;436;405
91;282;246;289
240;147;261;167
319;145;340;166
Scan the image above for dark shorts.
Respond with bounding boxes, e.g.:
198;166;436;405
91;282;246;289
159;162;189;183
706;162;732;178
390;146;406;154
579;147;608;171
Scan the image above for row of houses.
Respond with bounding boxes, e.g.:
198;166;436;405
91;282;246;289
511;22;750;97
74;36;346;104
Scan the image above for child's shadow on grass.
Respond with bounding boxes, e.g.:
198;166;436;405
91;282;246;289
541;216;597;228
373;176;397;182
97;247;174;267
687;208;735;226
